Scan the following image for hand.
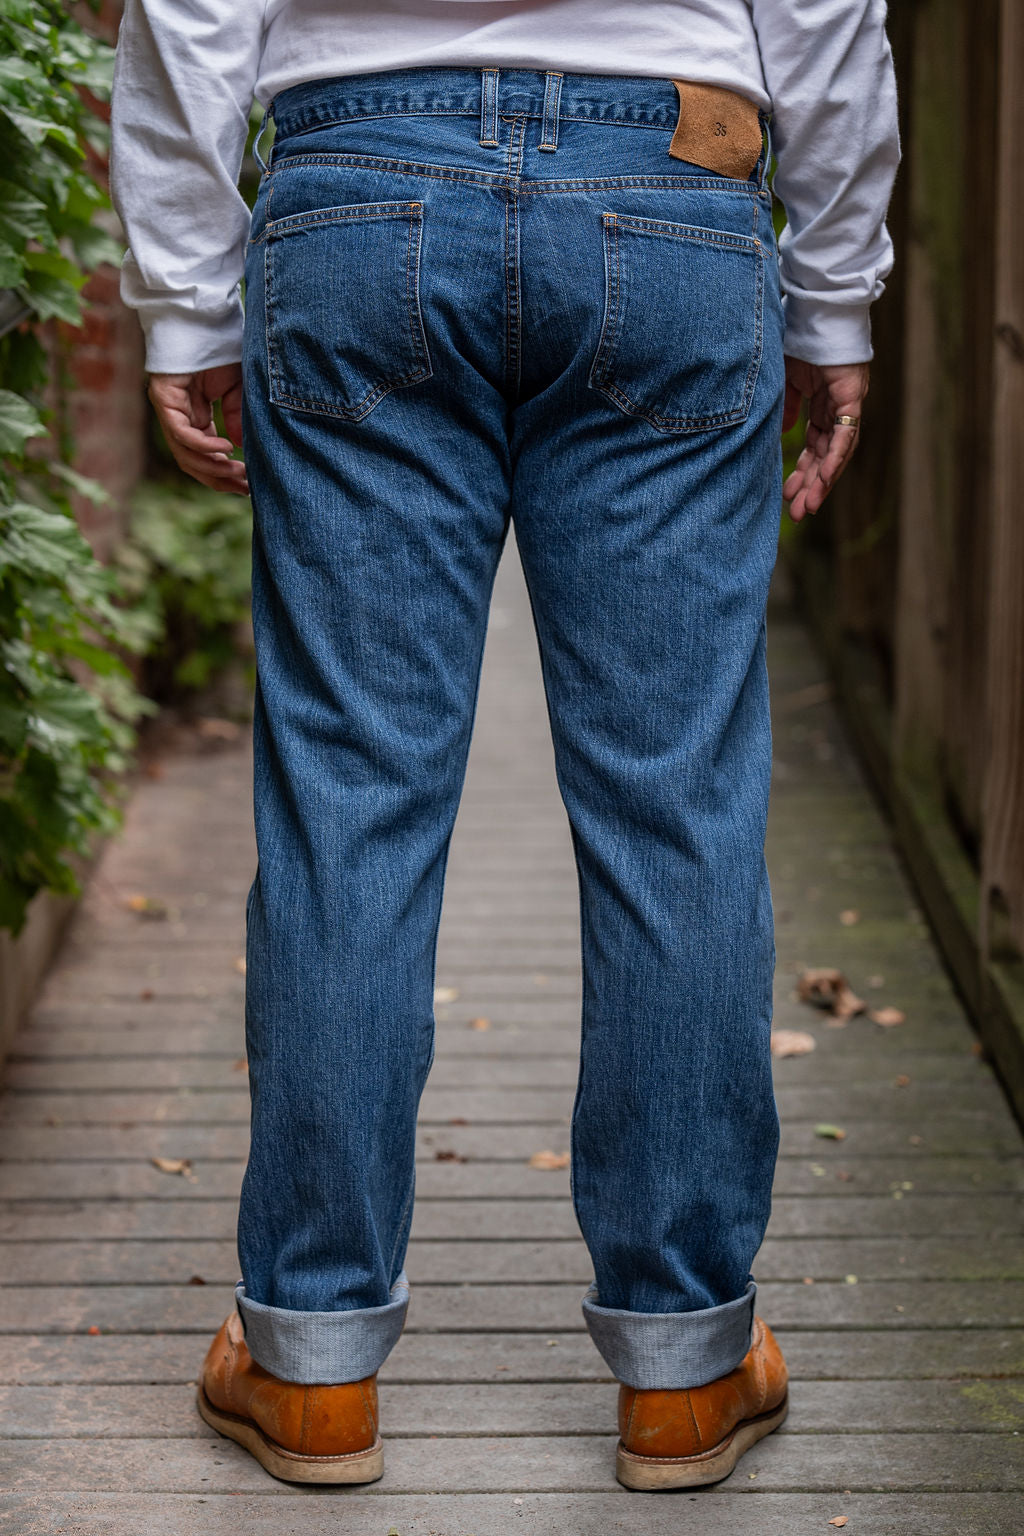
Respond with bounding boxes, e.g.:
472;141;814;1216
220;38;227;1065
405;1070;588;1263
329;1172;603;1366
781;358;868;522
147;365;249;497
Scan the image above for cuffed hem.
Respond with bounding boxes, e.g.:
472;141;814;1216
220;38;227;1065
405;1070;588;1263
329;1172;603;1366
234;1272;409;1385
582;1278;757;1390
781;295;874;365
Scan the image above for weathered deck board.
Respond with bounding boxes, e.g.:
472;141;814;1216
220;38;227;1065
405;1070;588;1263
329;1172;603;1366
1;547;1023;1532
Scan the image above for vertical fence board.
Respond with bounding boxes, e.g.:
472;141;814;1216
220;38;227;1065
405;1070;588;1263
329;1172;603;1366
980;0;1024;961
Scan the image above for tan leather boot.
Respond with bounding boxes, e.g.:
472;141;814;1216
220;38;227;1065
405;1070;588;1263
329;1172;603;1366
196;1311;383;1484
616;1315;788;1490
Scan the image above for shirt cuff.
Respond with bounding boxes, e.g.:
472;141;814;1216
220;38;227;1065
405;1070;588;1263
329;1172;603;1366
137;302;245;376
781;295;874;366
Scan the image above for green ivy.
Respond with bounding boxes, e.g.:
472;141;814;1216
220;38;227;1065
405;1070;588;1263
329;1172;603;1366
118;480;254;701
0;1;152;936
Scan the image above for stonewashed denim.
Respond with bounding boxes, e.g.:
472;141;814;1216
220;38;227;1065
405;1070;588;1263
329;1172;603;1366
236;66;784;1393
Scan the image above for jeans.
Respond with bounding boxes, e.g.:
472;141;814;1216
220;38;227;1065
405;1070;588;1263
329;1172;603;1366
237;65;784;1392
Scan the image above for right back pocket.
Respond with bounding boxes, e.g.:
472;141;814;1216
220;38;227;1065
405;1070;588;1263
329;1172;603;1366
588;212;765;434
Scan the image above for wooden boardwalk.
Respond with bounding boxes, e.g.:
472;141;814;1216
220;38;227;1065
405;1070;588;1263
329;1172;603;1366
1;547;1022;1534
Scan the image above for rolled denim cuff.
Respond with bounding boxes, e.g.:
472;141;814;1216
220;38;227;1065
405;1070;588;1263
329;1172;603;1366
582;1278;757;1390
235;1271;409;1384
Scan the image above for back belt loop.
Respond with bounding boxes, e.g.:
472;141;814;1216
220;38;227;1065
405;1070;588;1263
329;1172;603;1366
480;68;500;147
538;71;564;152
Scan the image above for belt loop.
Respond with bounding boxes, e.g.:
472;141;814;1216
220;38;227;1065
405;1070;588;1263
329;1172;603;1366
251;104;273;174
757;110;773;192
480;68;500;147
538;71;563;152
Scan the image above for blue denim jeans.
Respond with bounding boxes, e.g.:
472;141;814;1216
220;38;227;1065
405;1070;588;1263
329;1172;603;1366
237;66;784;1393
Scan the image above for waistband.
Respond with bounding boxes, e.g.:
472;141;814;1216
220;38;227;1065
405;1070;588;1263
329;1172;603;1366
269;66;740;143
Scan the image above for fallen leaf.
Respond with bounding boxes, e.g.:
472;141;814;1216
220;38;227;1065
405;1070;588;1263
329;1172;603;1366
869;1006;905;1027
449;1117;469;1126
529;1150;570;1171
434;986;459;1004
234;956;246;975
87;1325;101;1336
124;894;169;920
829;1520;849;1529
188;1275;206;1286
839;909;859;926
140;989;154;1001
797;967;866;1019
803;1277;815;1285
770;1029;816;1058
845;1274;858;1285
433;1149;465;1162
814;1123;847;1141
894;1074;911;1088
196;716;241;743
151;1157;197;1182
468;1016;491;1031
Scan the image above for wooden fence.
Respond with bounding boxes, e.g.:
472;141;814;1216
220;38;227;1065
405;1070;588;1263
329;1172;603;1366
784;0;1024;1117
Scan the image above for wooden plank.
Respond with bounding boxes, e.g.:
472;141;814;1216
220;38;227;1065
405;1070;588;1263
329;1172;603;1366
1;1281;1021;1335
3;1116;1021;1162
2;1377;1022;1440
0;1431;1019;1493
2;1153;1021;1204
1;1493;1021;1536
5;1017;991;1057
1;1081;1009;1126
1;1235;1018;1287
4;1049;1002;1091
0;1192;1018;1241
2;1328;1021;1388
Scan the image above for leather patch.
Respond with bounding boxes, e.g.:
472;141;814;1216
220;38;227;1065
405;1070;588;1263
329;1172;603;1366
669;81;764;180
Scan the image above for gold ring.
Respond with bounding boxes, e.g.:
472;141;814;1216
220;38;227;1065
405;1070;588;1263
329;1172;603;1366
833;414;860;427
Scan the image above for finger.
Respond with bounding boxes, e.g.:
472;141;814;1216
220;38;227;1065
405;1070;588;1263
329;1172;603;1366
161;413;238;456
172;447;249;487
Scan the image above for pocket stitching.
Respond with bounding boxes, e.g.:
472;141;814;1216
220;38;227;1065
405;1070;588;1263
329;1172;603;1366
265;202;432;421
589;212;766;433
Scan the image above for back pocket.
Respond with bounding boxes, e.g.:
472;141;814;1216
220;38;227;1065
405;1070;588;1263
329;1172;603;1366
588;212;765;434
265;200;431;421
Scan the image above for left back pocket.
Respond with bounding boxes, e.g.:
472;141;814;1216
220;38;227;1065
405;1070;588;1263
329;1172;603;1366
264;200;431;421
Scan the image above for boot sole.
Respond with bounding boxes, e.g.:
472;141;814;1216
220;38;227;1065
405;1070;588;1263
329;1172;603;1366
616;1392;789;1490
196;1384;384;1484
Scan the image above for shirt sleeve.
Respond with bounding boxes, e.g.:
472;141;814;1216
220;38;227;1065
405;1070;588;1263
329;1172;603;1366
750;0;901;363
110;0;264;373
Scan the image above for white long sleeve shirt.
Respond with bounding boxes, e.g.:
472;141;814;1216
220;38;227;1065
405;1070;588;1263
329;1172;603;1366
110;0;900;373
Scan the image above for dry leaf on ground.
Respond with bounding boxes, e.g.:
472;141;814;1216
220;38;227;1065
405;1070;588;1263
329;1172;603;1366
151;1157;197;1181
798;967;866;1019
434;986;459;1004
196;716;241;743
468;1016;491;1031
814;1123;847;1141
528;1150;570;1171
869;1006;905;1027
123;894;168;920
829;1520;849;1529
770;1029;816;1058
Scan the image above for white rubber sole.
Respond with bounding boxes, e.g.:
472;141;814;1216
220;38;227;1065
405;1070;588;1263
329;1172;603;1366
197;1385;384;1485
616;1393;789;1490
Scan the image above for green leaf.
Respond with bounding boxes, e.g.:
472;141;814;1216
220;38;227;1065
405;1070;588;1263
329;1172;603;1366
0;389;43;454
19;268;83;323
0;500;90;579
0;182;49;245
